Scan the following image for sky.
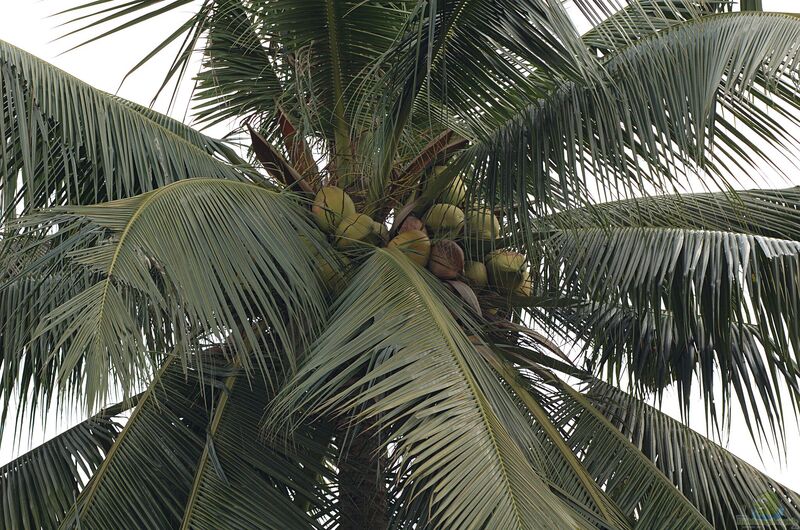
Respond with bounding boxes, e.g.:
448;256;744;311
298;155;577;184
1;0;800;495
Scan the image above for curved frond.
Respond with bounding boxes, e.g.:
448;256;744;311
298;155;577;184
534;188;800;438
178;370;336;530
3;179;333;411
463;12;800;217
0;401;127;530
579;0;730;53
192;0;283;127
587;380;800;528
270;249;591;529
0;40;253;221
58;356;336;530
60;359;211;529
526;369;714;529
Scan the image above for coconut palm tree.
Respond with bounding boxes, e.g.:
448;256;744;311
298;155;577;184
3;0;800;527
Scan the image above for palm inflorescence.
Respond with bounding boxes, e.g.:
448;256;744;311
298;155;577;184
3;1;800;528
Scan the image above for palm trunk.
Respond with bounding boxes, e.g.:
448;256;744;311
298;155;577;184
337;422;389;530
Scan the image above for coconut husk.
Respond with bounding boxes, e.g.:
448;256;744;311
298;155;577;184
428;239;464;280
387;230;431;267
398;215;426;235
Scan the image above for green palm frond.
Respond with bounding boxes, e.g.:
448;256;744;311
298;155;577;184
579;0;730;53
192;0;284;128
0;400;128;530
587;379;800;528
3;179;333;411
523;368;714;529
269;249;584;529
362;0;592;203
60;358;211;529
533;188;800;437
462;12;800;218
178;369;336;530
0;40;253;221
54;355;336;530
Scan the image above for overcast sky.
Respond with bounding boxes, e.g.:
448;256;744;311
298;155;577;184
2;0;800;495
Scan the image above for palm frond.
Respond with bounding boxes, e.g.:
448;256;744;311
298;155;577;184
178;369;336;530
0;400;128;530
55;353;337;530
269;249;597;529
60;358;211;529
526;369;714;529
0;40;253;221
533;188;800;439
2;179;333;412
192;0;283;128
462;12;800;219
579;0;730;53
587;379;800;529
361;0;593;204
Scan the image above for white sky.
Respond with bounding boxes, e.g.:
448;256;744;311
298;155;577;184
1;0;800;497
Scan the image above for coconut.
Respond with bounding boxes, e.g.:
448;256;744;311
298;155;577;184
436;167;466;205
398;215;426;235
463;261;488;287
486;250;526;292
335;213;374;249
387;230;431;267
318;255;350;294
312;186;356;232
423;204;464;235
514;270;532;298
372;221;390;244
428;239;465;280
466;208;501;240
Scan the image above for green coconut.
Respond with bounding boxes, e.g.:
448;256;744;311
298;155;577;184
436;167;466;206
388;230;431;267
312;186;356;232
318;255;350;294
423;204;464;235
466;207;501;240
463;261;488;287
486;250;526;292
428;239;465;280
372;221;390;244
513;270;532;298
335;213;374;249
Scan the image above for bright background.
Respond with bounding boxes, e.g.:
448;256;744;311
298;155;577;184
1;0;800;492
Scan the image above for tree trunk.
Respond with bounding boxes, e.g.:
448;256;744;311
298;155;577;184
337;422;389;530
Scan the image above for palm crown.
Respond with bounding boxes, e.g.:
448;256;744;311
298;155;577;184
3;0;800;528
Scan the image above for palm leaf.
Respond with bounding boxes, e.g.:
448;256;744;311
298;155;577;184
525;368;714;529
178;369;337;530
362;0;593;203
461;12;800;219
191;0;284;128
0;40;252;221
533;189;800;438
0;400;128;530
3;179;333;411
60;358;212;529
587;379;800;528
579;0;730;53
269;249;590;529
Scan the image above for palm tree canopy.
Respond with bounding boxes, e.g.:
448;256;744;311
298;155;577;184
3;1;800;528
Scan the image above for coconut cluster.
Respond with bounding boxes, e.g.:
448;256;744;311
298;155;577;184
311;167;532;312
